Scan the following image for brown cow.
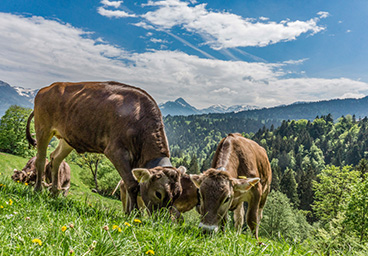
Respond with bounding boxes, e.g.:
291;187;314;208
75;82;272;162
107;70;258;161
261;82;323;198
12;156;44;184
12;156;71;195
26;81;183;213
190;133;271;239
45;160;71;196
118;166;199;218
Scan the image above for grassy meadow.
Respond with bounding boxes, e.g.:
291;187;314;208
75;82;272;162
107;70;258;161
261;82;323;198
0;153;314;255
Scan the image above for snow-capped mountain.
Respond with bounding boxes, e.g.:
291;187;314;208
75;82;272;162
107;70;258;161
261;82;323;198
159;98;259;116
13;86;38;104
0;81;37;116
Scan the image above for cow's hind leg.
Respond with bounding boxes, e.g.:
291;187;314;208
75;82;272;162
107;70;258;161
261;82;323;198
49;139;73;196
34;130;53;192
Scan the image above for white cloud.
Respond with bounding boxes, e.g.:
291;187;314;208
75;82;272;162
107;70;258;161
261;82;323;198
97;7;136;18
140;0;326;49
212;87;237;95
283;58;309;65
0;13;367;109
101;0;123;8
150;38;168;43
317;11;330;19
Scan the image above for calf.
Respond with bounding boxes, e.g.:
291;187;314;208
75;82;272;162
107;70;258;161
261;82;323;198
118;166;199;218
190;133;271;239
12;156;71;195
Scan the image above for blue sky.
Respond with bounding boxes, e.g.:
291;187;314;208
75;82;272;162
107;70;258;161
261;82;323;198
0;0;367;108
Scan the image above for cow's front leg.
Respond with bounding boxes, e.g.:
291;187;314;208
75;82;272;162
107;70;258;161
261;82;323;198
105;146;138;214
234;203;245;232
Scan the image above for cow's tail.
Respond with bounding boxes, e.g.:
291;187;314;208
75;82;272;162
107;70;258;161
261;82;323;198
26;111;37;147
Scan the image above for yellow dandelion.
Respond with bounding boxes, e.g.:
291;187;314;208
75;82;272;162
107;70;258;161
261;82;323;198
25;183;28;186
124;222;131;227
146;250;155;255
118;227;122;232
61;226;67;232
9;199;13;206
134;219;142;224
17;180;20;183
0;206;3;209
32;238;42;246
0;184;3;186
112;225;119;230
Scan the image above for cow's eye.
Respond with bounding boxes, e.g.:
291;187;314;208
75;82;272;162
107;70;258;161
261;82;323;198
223;196;231;204
155;191;162;200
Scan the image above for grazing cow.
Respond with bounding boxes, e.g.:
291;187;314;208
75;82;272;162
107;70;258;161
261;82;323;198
45;160;71;196
12;156;46;184
117;166;199;218
190;133;272;239
26;81;183;213
12;156;71;195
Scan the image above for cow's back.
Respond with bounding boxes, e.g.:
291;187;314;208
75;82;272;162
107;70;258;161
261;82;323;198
34;81;169;162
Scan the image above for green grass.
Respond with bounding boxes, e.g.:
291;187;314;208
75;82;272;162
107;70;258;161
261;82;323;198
0;153;315;255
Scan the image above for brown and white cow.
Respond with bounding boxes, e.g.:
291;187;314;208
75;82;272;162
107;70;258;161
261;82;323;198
117;166;199;218
12;156;71;195
26;81;183;213
190;133;271;239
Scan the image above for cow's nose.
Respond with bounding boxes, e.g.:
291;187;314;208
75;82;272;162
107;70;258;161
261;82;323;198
199;223;219;233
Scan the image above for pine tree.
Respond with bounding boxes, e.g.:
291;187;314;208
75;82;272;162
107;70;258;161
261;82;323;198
280;168;299;207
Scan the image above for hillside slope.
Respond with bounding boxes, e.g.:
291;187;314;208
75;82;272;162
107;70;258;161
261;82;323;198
0;153;312;255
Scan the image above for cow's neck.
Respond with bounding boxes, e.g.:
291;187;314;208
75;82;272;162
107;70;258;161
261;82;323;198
145;157;172;169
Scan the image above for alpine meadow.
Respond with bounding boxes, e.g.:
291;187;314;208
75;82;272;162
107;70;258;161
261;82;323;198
1;0;368;255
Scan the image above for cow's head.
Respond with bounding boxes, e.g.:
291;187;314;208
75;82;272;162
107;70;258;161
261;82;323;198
132;166;186;213
190;168;260;233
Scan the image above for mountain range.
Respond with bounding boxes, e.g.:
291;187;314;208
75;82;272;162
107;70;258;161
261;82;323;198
158;98;258;116
0;81;37;117
1;80;368;122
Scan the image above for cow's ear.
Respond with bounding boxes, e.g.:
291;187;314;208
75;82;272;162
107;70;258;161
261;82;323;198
190;174;203;188
232;177;260;193
177;166;187;175
132;168;152;183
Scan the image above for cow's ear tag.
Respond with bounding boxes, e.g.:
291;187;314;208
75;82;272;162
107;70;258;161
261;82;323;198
233;177;260;192
238;176;247;180
132;169;151;183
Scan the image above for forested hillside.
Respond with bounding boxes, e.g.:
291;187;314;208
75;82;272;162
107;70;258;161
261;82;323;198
165;113;368;217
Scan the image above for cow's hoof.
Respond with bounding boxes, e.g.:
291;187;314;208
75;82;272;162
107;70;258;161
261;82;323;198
48;187;61;197
34;185;42;192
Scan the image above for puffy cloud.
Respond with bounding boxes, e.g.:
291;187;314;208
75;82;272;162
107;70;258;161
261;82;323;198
0;13;366;109
97;7;136;18
317;11;330;19
101;0;123;8
140;0;326;49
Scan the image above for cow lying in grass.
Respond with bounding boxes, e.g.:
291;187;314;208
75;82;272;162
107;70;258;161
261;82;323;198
12;156;71;195
116;166;199;219
190;133;272;240
26;81;184;213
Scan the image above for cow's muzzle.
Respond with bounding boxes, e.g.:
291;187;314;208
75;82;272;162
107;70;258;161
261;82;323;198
199;222;219;233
